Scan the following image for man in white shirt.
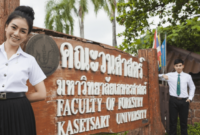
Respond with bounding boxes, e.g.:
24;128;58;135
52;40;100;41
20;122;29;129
159;59;195;135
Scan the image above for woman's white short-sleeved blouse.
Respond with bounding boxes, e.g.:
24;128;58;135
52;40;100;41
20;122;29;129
0;43;46;92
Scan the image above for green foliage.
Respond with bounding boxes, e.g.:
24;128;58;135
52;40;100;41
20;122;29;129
165;118;200;135
91;0;125;46
188;122;200;134
177;117;181;135
92;0;125;21
45;0;90;37
116;0;200;54
117;18;200;55
165;18;200;53
45;0;76;35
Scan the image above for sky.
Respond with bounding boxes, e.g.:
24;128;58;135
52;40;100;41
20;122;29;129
20;0;126;46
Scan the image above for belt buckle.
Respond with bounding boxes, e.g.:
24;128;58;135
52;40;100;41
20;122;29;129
0;93;6;99
177;97;182;100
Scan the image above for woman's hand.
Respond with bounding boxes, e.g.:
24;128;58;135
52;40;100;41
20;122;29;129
26;81;46;102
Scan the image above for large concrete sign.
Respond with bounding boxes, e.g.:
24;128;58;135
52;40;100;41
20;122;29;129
55;42;149;134
26;34;150;135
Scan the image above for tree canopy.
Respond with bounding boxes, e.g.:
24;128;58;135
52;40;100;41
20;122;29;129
117;17;200;55
116;0;200;54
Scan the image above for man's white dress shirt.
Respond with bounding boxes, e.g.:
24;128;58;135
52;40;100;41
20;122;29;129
159;72;195;100
0;43;46;92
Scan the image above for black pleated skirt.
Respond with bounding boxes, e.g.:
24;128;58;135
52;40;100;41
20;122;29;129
0;96;36;135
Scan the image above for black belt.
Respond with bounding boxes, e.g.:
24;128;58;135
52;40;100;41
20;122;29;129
0;92;25;100
170;95;188;100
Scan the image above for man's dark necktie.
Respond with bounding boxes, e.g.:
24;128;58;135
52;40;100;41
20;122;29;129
177;74;181;96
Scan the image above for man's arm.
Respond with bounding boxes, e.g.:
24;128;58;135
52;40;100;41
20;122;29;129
188;75;196;101
158;74;169;81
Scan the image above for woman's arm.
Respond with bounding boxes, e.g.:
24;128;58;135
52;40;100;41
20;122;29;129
26;81;46;102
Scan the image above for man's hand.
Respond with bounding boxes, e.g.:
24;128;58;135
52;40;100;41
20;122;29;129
186;99;191;103
162;74;168;80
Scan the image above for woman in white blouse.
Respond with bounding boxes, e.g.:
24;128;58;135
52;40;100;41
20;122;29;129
0;6;46;135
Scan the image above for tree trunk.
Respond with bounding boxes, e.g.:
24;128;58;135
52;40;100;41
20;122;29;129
112;4;117;47
79;17;84;38
0;0;19;44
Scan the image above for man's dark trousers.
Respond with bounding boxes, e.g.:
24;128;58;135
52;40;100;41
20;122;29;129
169;96;189;135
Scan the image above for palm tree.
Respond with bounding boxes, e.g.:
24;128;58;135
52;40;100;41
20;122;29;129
45;0;76;35
45;0;89;38
91;0;125;47
78;0;89;38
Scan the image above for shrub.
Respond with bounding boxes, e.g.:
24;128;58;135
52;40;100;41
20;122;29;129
165;118;200;135
188;122;200;135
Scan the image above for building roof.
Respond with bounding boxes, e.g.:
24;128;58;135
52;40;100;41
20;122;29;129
31;26;130;55
166;45;200;74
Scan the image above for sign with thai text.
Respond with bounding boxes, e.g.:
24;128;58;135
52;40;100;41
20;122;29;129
27;35;149;135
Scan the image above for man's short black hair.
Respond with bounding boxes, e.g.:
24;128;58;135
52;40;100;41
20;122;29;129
174;59;184;65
